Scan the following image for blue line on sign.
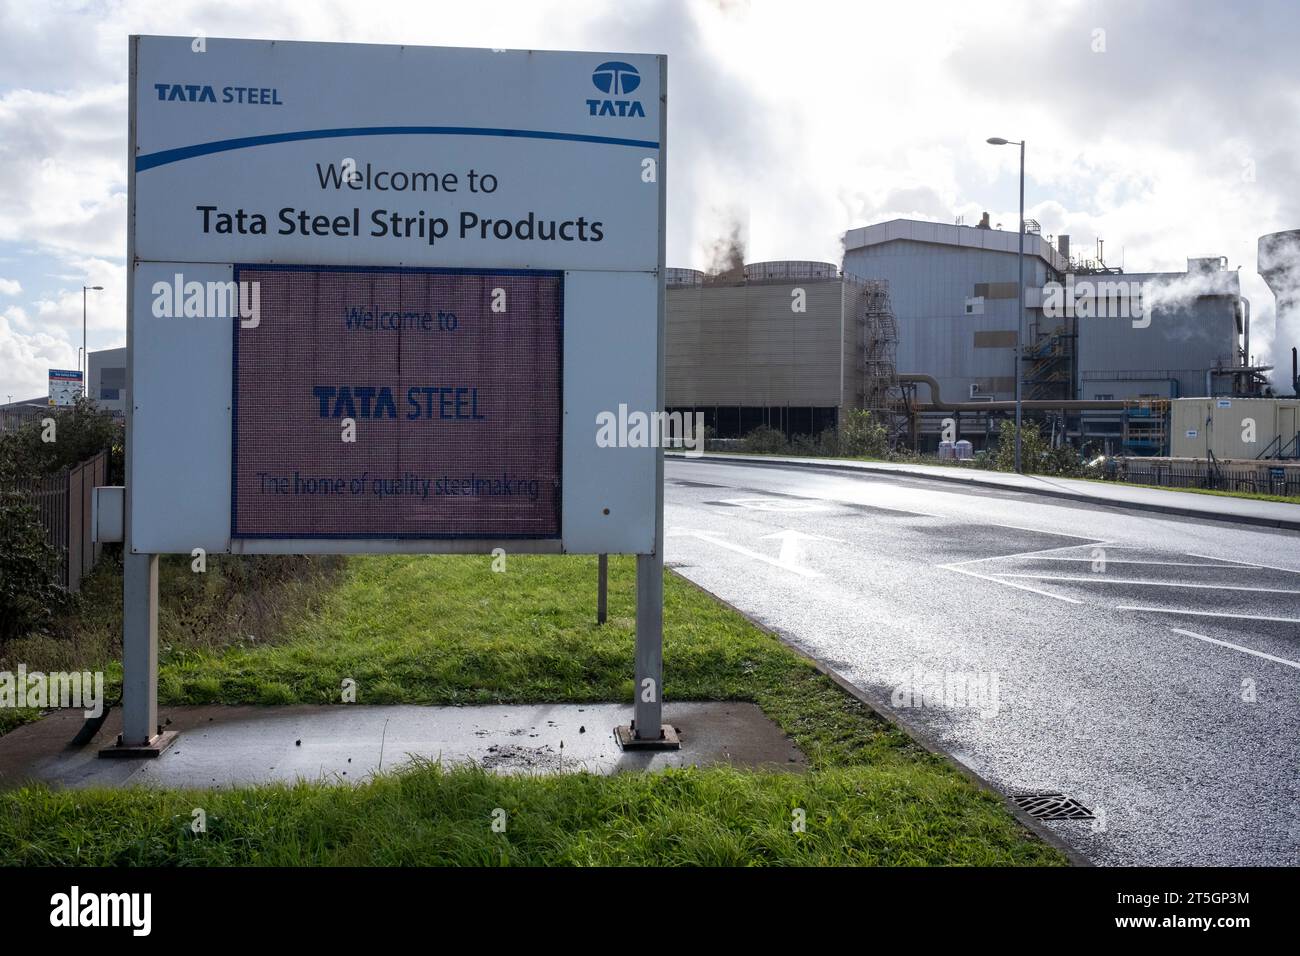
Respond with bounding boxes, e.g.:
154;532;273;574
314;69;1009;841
136;126;661;171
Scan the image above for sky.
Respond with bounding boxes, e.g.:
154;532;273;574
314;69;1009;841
2;0;1299;400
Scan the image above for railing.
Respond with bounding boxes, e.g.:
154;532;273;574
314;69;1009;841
1116;456;1300;497
14;451;107;593
1256;435;1282;459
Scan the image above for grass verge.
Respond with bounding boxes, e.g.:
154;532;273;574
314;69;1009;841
0;554;1067;866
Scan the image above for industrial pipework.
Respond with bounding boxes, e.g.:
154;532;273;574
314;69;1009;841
899;373;1129;412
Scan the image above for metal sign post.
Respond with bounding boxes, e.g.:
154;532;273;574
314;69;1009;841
616;61;676;749
597;553;608;625
104;552;175;755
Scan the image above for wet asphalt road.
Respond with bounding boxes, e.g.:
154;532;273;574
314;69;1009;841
663;457;1300;866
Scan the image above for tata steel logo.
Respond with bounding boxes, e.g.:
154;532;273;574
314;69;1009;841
587;61;645;118
153;83;283;105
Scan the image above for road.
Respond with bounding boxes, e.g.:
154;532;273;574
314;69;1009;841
663;456;1300;866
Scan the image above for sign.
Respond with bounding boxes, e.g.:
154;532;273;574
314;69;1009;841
1216;399;1232;408
127;37;664;556
231;265;562;539
48;369;82;406
1186;429;1198;438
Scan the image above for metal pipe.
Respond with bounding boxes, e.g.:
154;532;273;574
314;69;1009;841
899;373;1129;411
1242;297;1250;369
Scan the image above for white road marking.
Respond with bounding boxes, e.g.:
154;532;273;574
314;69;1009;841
995;574;1300;595
1017;557;1243;568
665;527;820;578
1169;628;1300;670
1185;553;1300;575
760;529;842;568
982;523;1101;542
717;497;832;513
941;563;1084;604
946;540;1110;568
1118;606;1300;624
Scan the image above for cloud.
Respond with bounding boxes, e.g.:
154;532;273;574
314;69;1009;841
0;278;20;295
0;305;76;399
0;84;126;259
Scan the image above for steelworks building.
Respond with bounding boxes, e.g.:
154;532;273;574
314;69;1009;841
667;216;1271;453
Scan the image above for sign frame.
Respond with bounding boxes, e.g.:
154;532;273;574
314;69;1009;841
116;36;671;752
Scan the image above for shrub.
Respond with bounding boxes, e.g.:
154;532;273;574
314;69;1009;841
742;425;788;455
985;420;1100;477
0;399;123;644
0;464;66;642
0;397;123;483
839;409;891;458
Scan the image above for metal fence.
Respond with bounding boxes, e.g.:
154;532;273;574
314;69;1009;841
0;403;51;434
1116;457;1300;497
16;451;107;593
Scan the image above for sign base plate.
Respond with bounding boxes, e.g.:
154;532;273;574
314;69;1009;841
99;730;179;759
614;723;681;751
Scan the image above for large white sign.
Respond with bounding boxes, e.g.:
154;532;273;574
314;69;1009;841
134;39;660;270
128;36;665;556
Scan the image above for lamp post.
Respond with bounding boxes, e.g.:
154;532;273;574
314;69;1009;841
987;137;1025;473
83;285;103;398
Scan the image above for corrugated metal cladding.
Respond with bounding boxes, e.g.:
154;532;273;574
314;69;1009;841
666;279;847;408
1075;271;1240;401
1170;397;1300;459
843;222;1244;405
843;238;1053;402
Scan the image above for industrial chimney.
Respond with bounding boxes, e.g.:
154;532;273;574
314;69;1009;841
1259;229;1300;394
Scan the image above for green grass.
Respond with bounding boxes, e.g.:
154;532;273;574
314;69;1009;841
0;554;1067;866
0;760;1058;866
1073;476;1300;505
0;552;345;735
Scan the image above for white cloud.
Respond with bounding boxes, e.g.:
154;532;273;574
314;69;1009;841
0;305;75;400
0;277;20;295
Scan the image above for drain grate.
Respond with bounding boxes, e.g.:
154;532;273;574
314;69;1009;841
1011;792;1095;820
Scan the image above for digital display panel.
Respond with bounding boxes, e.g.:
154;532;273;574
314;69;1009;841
231;266;562;539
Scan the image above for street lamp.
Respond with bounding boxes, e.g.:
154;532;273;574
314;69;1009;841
987;138;1025;473
83;285;103;397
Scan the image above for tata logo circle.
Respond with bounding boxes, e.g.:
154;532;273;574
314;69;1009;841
592;61;640;95
587;61;646;118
